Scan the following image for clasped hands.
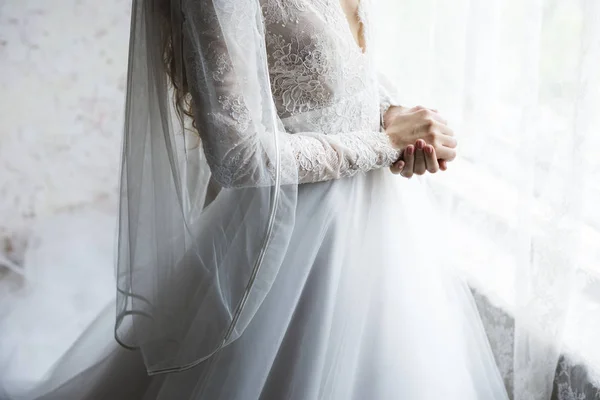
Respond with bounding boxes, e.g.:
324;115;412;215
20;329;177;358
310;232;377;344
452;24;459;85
383;105;457;178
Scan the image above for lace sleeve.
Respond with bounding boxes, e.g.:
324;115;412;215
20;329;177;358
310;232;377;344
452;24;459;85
377;70;402;128
287;130;399;184
182;1;399;188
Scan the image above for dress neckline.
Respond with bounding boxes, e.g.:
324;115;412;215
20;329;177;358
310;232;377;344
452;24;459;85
338;0;368;55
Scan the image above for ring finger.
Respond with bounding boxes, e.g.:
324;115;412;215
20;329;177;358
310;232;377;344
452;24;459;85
424;145;439;173
401;145;415;178
413;140;427;175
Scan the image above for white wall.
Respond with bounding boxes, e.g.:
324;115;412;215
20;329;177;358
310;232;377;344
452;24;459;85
0;0;131;265
0;2;132;393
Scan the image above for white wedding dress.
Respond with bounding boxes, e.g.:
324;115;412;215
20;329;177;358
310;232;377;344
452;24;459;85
13;1;510;399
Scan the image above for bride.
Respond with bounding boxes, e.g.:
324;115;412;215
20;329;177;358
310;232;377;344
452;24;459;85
29;0;510;399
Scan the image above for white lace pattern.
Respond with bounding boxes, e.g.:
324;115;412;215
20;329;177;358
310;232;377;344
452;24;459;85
182;0;400;188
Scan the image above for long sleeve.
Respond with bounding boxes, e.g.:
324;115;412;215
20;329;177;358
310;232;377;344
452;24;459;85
181;1;400;189
377;70;403;127
286;130;399;184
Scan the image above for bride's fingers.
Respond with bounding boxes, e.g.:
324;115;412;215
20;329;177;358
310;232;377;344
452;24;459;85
439;159;448;171
436;122;456;138
412;105;438;113
390;160;405;175
413;140;427;175
433;146;456;162
410;106;448;125
424;145;439;173
401;145;415;178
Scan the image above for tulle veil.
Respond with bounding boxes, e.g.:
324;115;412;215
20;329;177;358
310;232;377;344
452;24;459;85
115;0;300;374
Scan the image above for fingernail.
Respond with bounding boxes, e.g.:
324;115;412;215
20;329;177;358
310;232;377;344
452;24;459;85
406;146;414;155
425;146;433;154
416;140;424;150
397;161;404;169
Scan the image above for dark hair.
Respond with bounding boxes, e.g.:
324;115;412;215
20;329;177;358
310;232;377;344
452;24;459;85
157;1;197;130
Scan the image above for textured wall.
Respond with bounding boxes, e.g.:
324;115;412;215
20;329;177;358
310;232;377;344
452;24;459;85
0;0;131;264
0;2;132;393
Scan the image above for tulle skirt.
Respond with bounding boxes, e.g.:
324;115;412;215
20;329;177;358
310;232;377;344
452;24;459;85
20;169;509;400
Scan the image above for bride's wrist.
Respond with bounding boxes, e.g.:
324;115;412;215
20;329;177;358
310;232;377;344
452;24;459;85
380;102;392;130
381;104;409;131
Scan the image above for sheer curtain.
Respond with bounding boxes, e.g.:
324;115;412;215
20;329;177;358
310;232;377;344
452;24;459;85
375;0;600;399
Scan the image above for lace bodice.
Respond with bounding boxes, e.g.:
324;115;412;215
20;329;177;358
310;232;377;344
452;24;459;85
182;0;401;187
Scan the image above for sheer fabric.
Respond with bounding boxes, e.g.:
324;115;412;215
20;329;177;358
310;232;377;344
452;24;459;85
116;0;294;374
371;1;600;399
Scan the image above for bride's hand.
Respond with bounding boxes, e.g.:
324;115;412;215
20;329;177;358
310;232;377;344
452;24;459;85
383;105;457;164
390;139;448;178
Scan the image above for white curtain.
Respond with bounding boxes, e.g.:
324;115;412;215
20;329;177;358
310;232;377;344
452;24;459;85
375;0;600;399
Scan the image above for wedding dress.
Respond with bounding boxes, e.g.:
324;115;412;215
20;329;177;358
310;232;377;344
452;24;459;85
13;0;511;399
